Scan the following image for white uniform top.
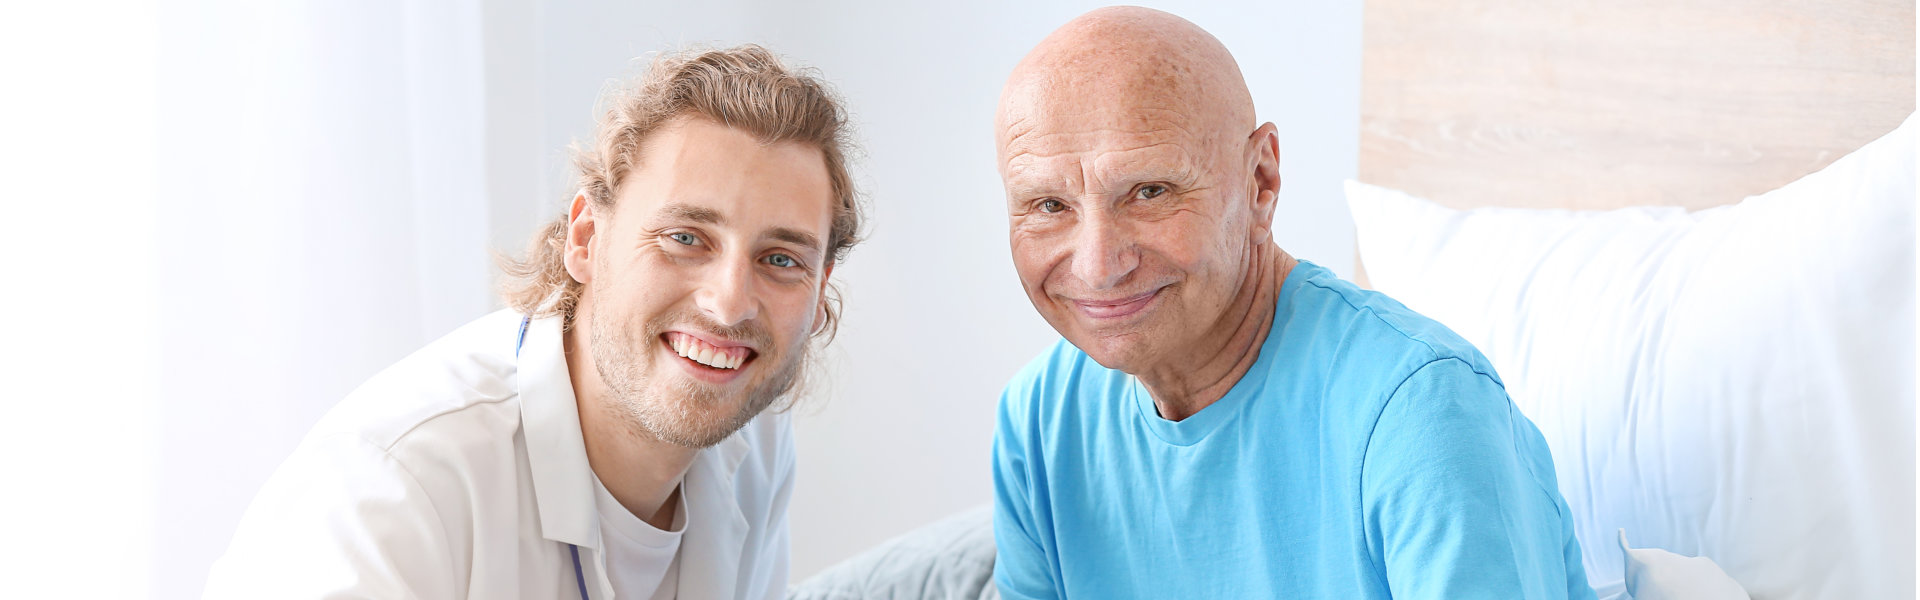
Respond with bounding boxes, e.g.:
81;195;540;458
204;310;794;600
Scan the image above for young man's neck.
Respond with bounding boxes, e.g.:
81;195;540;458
1135;242;1296;421
562;311;698;531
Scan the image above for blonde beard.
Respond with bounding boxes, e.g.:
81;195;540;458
586;301;804;449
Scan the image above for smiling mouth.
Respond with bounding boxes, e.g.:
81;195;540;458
664;331;757;371
1071;287;1164;320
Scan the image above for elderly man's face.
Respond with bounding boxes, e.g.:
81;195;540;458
1000;97;1262;371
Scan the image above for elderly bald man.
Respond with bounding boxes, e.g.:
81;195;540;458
989;7;1597;599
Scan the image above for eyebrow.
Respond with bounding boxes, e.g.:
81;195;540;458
658;202;824;251
659;203;723;224
768;227;823;251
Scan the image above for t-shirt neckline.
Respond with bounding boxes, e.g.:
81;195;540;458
1128;259;1316;447
590;472;688;549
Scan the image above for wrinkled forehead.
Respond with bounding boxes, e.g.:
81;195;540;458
998;75;1235;192
999;111;1198;190
999;45;1250;157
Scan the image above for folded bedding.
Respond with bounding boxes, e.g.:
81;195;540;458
1346;114;1916;599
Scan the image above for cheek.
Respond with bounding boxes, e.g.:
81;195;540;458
596;252;685;318
1149;210;1236;273
1009;229;1064;292
766;284;824;341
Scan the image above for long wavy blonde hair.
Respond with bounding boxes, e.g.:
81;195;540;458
500;45;862;341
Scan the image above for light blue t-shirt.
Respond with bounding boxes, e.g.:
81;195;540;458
992;260;1596;599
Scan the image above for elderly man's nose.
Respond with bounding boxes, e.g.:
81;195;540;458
1069;220;1138;291
695;259;758;326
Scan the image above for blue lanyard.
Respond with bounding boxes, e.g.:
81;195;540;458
570;543;592;600
517;316;595;600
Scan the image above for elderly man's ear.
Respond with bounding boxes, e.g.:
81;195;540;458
1246;122;1282;244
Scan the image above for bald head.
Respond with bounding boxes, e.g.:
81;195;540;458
997;6;1256;155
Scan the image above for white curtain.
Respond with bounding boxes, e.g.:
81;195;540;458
149;1;499;598
1;1;509;597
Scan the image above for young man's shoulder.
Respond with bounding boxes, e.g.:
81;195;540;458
308;309;527;457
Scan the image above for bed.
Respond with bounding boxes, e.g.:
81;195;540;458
1354;0;1912;217
790;1;1915;598
1350;0;1914;598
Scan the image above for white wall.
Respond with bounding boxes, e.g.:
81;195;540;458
510;0;1363;579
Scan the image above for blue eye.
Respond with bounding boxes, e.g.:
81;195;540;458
668;232;698;245
766;254;797;268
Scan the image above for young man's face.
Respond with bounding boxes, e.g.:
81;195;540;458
568;116;835;448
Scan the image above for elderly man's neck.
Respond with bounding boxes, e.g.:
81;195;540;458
1136;243;1296;422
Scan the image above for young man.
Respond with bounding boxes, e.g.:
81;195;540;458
206;45;862;600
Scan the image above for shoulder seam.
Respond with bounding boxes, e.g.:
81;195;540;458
363;387;519;454
325;432;462;594
1303;277;1449;366
1355;357;1564;572
1354;356;1464;583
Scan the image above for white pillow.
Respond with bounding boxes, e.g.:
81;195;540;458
1618;530;1749;600
1346;113;1914;600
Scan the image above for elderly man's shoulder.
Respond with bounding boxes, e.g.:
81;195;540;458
1285;264;1502;390
994;335;1146;434
999;336;1103;396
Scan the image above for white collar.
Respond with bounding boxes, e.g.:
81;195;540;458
517;314;599;549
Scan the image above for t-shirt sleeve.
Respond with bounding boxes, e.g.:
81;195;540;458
204;433;459;599
1361;357;1596;600
992;370;1062;600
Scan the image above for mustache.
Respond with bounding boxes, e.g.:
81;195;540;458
646;308;774;349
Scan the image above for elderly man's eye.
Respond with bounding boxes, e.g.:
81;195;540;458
1037;199;1067;214
1135;184;1169;200
668;232;699;246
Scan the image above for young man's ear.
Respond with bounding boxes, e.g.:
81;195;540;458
1245;122;1282;244
813;261;836;331
563;190;597;285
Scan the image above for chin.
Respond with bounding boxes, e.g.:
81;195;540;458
1068;329;1155;373
622;380;764;449
641;400;760;449
652;359;800;447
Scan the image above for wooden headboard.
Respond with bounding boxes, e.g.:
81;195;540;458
1358;0;1914;214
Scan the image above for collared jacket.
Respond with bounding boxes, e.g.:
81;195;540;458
205;310;794;599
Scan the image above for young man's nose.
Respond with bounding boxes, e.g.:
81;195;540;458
695;258;759;326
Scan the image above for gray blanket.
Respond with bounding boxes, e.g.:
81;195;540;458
787;505;999;600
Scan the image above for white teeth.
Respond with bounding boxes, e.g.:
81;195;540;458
670;334;746;369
